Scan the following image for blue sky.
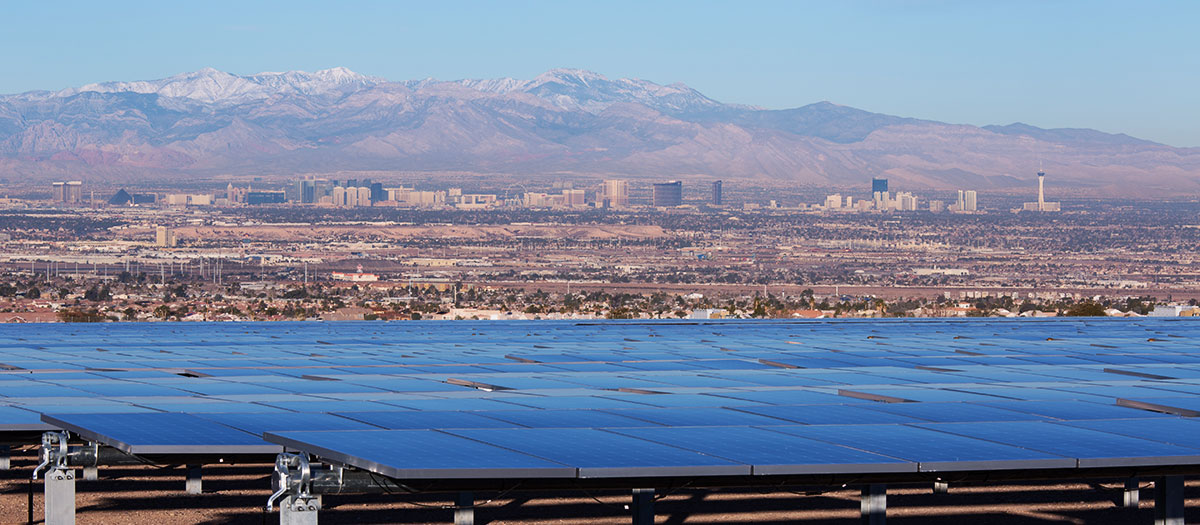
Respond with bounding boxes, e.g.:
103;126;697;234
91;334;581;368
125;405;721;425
5;1;1197;146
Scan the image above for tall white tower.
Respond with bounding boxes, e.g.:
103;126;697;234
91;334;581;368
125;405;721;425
1037;170;1046;211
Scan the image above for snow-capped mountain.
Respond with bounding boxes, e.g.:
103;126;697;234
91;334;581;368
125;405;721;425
53;67;383;104
451;68;728;114
0;67;1197;194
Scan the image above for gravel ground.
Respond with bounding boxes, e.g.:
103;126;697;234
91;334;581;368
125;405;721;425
1;450;1196;524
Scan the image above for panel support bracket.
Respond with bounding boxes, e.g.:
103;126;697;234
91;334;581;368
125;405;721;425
1123;478;1139;509
1154;475;1183;525
632;488;654;525
861;484;886;525
455;491;474;525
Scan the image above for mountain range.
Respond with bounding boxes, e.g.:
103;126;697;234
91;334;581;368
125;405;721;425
2;67;1197;194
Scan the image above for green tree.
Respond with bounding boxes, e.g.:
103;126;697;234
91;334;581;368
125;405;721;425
153;305;173;319
1065;301;1106;317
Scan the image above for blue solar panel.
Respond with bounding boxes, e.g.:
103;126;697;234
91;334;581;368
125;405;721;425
265;429;576;479
477;409;652;428
915;421;1200;467
973;400;1170;420
444;427;749;477
1;317;1199;480
603;407;791;426
335;410;519;429
499;395;652;410
610;426;915;475
857;402;1050;423
734;404;925;425
41;412;279;454
1056;418;1200;449
199;412;383;435
767;424;1074;472
0;405;56;431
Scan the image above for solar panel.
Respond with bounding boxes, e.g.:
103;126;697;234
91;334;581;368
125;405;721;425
972;400;1170;420
1056;418;1200;449
604;407;788;426
766;424;1075;472
199;412;384;435
265;429;576;479
856;402;1049;423
0;405;57;431
610;426;915;475
444;427;749;478
335;410;520;429
476;409;653;428
734;404;925;425
41;413;280;454
0;318;1196;479
915;421;1200;468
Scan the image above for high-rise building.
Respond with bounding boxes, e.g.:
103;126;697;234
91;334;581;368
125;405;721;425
370;182;385;203
652;181;683;207
600;179;629;208
155;226;177;247
895;192;918;211
872;178;888;194
964;190;978;212
711;180;723;206
956;190;965;211
51;181;83;204
562;189;586;207
292;180;316;203
824;194;843;209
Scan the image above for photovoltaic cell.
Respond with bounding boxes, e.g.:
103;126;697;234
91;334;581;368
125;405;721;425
41;412;279;454
265;429;576;479
445;427;749;477
915;421;1200;468
766;424;1075;472
609;426;915;475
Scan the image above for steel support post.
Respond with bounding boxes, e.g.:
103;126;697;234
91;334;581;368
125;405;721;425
632;488;655;525
861;484;886;525
1154;476;1184;525
933;481;949;494
455;491;474;525
186;464;203;494
1124;478;1140;509
279;494;320;525
44;467;75;525
0;444;9;470
82;465;98;481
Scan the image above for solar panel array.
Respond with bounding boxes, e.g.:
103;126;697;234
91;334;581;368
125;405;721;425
6;319;1200;480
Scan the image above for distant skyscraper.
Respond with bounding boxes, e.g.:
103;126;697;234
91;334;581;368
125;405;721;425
652;181;683;207
956;190;965;210
155;226;177;247
964;190;978;212
872;178;888;194
51;181;82;204
601;179;629;208
711;180;723;205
